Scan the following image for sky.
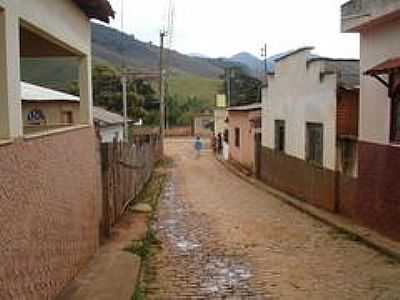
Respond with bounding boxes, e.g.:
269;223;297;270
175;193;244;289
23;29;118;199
106;0;359;59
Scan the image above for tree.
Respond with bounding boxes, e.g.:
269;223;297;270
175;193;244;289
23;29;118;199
67;65;157;122
166;94;210;127
221;67;262;106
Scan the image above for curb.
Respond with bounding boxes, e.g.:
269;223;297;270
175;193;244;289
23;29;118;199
217;158;400;261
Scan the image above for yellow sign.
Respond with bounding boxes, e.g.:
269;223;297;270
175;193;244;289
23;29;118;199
216;94;227;108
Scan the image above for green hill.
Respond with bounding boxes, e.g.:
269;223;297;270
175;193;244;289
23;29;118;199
20;23;233;103
168;74;221;105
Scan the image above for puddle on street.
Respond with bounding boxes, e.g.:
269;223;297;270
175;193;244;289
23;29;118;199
146;175;268;299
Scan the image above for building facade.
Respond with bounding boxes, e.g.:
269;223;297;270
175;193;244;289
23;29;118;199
0;1;114;298
260;47;359;212
228;104;261;173
21;82;80;134
94;106;125;143
341;0;400;241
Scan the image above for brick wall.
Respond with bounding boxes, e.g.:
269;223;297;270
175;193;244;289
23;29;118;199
337;89;359;137
0;127;100;299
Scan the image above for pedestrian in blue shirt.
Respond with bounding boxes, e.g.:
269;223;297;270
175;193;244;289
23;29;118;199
194;136;203;159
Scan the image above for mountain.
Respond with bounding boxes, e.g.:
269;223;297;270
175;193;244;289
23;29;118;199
91;23;224;79
229;52;264;76
20;23;263;102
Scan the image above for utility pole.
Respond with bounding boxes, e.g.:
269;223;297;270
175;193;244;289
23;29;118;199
261;43;268;75
121;73;128;141
226;68;231;107
159;30;168;138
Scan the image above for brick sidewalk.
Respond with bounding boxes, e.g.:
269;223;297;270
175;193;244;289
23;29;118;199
142;139;400;299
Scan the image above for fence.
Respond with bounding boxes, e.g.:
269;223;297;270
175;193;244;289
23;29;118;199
99;128;162;239
165;126;193;137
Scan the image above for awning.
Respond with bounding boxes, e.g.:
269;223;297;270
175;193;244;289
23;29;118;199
365;57;400;76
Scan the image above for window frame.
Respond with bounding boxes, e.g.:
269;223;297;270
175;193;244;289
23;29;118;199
234;127;240;148
305;122;324;167
390;96;400;144
274;120;285;153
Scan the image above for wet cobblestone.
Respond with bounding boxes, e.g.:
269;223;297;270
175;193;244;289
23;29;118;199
142;140;400;300
144;173;270;299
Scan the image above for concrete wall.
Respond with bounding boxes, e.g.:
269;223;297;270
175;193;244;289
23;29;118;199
262;50;338;171
342;0;400;32
260;146;338;212
0;127;100;299
0;0;92;139
358;18;400;144
3;0;90;55
228;110;257;171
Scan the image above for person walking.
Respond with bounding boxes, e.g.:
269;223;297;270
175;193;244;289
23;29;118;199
194;136;203;159
216;133;223;158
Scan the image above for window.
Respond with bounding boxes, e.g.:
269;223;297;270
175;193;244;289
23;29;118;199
234;127;240;148
61;111;73;125
390;95;400;143
275;120;285;152
306;123;324;166
27;109;46;125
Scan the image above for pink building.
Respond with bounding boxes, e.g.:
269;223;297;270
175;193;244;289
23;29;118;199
227;103;261;174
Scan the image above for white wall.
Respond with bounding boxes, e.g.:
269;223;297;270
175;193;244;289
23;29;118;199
99;125;124;143
359;18;400;144
262;50;338;171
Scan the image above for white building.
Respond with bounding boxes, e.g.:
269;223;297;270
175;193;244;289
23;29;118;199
261;47;359;211
94;106;127;143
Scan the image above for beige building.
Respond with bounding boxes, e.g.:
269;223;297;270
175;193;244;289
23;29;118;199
0;1;114;298
228;103;261;173
341;0;400;241
21;81;80;134
261;47;359;211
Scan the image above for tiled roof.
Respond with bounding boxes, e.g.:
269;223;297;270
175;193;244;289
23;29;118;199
93;106;129;126
21;82;80;102
72;0;115;23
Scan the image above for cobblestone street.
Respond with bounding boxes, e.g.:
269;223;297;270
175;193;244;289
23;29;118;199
143;139;400;299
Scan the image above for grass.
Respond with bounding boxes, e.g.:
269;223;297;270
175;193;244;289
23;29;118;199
125;229;161;259
132;286;146;300
168;73;222;105
328;228;363;242
126;159;171;300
